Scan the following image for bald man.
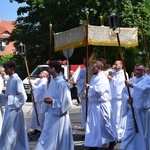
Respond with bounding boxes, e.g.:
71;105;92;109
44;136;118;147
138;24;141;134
29;70;49;137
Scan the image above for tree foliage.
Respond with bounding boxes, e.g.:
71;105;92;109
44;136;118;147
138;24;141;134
0;54;27;79
8;0;150;76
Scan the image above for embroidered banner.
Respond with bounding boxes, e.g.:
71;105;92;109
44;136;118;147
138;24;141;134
54;25;138;52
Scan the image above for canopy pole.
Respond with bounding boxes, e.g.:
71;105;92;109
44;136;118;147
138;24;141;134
100;15;106;60
85;10;89;120
49;22;52;60
139;17;150;70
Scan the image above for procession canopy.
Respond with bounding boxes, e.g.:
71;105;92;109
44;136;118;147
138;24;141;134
54;25;138;52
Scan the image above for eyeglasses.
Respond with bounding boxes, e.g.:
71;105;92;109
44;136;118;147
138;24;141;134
134;69;144;71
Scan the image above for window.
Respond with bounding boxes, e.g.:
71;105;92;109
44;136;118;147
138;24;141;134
0;40;3;51
0;40;6;52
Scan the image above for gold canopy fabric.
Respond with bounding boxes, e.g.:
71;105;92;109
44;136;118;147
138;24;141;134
54;25;138;52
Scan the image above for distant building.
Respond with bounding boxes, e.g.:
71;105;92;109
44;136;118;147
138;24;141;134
0;20;16;56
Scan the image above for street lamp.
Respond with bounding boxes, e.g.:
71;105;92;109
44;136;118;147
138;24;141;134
109;12;119;31
18;42;26;58
18;42;40;125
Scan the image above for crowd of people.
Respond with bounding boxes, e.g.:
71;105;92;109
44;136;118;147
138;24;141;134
0;59;149;150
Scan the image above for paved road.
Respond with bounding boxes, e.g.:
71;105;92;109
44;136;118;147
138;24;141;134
23;101;121;150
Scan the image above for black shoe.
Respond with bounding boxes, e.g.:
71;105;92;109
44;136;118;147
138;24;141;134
106;141;117;150
81;135;85;140
28;129;41;136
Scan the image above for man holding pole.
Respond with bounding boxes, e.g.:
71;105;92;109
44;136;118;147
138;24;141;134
121;63;150;150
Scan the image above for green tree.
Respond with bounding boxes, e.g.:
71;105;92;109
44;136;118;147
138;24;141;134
8;0;150;75
0;54;27;79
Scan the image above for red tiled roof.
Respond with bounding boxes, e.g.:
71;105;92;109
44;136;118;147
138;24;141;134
0;20;15;33
0;26;7;34
0;20;16;56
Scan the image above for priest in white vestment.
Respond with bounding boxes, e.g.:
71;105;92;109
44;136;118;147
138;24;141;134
121;63;150;150
29;70;49;135
108;60;128;141
84;60;116;150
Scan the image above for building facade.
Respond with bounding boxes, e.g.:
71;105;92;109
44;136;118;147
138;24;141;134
0;20;15;56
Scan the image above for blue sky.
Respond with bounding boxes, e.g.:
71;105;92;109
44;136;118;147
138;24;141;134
0;0;27;21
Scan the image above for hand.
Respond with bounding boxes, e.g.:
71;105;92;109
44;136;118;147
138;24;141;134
85;83;89;89
29;80;32;85
107;75;112;80
2;87;6;93
127;97;133;105
44;97;53;105
125;80;133;88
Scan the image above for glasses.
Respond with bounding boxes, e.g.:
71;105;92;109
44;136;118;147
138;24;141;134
134;69;144;71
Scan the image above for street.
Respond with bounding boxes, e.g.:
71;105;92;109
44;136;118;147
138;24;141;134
23;100;121;150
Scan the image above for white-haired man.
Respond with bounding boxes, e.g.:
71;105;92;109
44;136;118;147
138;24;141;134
29;70;49;137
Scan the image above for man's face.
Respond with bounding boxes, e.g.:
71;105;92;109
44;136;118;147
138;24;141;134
1;71;5;77
39;71;47;78
4;67;13;76
114;61;122;71
69;71;74;77
83;58;86;67
92;63;100;75
134;65;145;78
49;66;55;76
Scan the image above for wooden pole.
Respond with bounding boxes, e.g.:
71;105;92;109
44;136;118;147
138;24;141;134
49;22;52;60
139;17;150;69
116;32;138;133
100;15;106;60
24;57;40;126
85;10;89;120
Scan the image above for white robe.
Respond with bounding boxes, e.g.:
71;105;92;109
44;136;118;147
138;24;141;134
0;75;4;135
35;76;74;150
76;68;86;128
0;73;29;150
121;74;150;150
30;77;48;131
109;70;128;140
85;72;115;147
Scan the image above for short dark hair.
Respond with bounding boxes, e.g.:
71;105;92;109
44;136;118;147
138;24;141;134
3;60;16;70
49;60;62;73
93;60;104;70
135;63;145;68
